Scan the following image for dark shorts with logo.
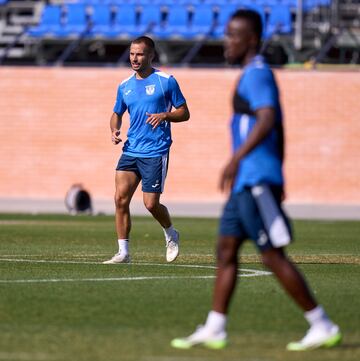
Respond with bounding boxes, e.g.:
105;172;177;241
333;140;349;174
116;153;169;193
219;184;292;252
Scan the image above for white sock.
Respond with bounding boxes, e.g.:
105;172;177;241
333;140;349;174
163;225;176;240
205;311;227;333
117;239;129;255
304;305;333;329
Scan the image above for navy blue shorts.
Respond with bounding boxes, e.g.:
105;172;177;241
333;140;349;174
116;153;169;193
219;185;292;252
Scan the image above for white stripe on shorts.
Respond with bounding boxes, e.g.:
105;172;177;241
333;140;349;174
240;114;250;141
251;185;291;248
160;153;168;192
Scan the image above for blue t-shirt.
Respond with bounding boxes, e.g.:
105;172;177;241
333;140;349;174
113;68;186;157
231;55;284;192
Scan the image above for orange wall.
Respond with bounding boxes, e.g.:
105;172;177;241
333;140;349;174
0;67;359;204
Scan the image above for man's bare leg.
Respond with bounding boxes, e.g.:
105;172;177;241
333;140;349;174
103;171;139;264
114;171;140;239
212;236;243;313
261;248;317;311
143;192;179;262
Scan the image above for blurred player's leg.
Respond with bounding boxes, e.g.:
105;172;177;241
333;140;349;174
103;171;140;264
171;236;242;349
261;248;317;310
261;248;342;350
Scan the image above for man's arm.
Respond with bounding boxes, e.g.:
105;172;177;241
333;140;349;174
219;107;276;192
110;112;123;145
146;103;190;129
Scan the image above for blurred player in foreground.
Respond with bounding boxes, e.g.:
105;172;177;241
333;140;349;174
171;9;341;351
104;36;190;264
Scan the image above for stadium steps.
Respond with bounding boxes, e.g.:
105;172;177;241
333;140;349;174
0;0;39;60
0;46;25;57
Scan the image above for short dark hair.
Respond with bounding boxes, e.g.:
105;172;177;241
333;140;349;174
131;36;155;52
231;9;263;44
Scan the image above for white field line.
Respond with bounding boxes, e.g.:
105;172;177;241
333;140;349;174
0;258;271;283
0;352;58;361
0;253;216;257
0;276;217;284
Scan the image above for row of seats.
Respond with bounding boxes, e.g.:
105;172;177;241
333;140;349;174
27;3;295;39
56;0;331;8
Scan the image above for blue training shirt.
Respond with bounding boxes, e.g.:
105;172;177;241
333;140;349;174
113;68;186;157
231;55;284;192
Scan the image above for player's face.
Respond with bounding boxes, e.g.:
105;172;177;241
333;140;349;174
224;18;255;65
129;42;154;73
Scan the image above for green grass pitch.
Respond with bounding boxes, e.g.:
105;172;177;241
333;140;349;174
0;213;359;361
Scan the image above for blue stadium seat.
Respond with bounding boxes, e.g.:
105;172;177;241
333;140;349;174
266;4;292;38
281;0;324;11
54;4;88;37
212;4;237;39
138;4;162;35
152;4;189;39
0;0;8;5
202;0;229;4
255;0;281;7
229;0;255;7
318;0;331;6
63;0;112;3
104;4;138;38
88;4;112;37
185;4;215;39
27;5;63;38
134;0;194;4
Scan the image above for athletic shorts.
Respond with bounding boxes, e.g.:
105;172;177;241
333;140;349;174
116;153;169;193
219;184;292;252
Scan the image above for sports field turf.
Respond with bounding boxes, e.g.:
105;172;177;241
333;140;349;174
0;213;359;361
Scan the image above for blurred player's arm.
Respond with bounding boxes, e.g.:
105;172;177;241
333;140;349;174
220;107;276;192
146;103;190;129
110;112;123;145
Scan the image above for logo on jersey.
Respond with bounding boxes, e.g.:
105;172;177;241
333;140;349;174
124;89;132;95
145;84;156;95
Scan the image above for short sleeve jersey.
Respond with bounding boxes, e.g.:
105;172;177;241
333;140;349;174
231;55;284;192
113;68;186;157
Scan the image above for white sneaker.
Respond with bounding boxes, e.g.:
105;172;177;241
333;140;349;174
102;252;131;264
166;230;179;262
171;325;228;349
287;324;342;351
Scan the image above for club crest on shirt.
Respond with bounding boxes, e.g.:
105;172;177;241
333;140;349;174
145;84;155;95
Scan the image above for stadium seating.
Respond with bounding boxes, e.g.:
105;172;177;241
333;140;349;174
27;5;63;38
152;4;189;39
24;0;330;42
0;0;8;5
88;4;112;37
184;4;215;39
102;3;137;38
138;4;162;35
266;4;293;38
54;4;88;38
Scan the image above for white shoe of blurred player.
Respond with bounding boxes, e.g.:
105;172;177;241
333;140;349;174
171;325;227;349
102;252;130;264
166;230;179;262
287;324;342;351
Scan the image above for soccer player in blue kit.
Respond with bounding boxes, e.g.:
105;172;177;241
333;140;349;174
171;10;341;351
104;36;190;264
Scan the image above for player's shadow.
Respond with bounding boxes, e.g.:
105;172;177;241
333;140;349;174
338;343;360;349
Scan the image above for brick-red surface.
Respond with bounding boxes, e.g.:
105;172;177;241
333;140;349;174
0;67;359;204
